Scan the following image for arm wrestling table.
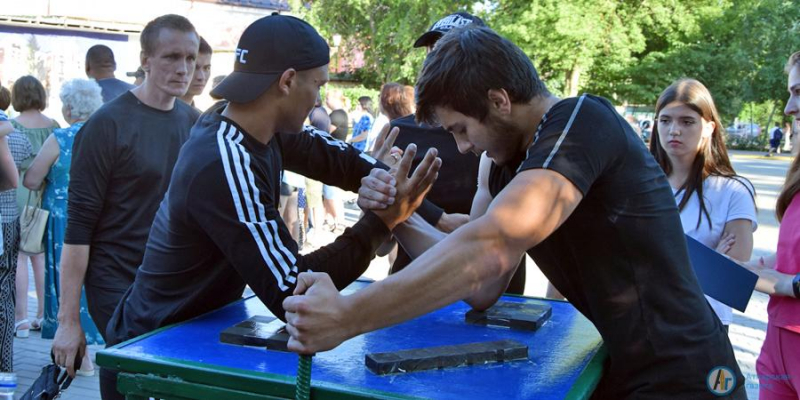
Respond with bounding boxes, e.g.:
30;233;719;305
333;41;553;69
97;280;607;400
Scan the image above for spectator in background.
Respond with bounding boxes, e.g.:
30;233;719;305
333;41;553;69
325;88;346;114
51;15;201;389
371;83;416;262
639;119;652;142
367;108;389;152
349;96;374;151
179;36;213;109
309;94;330;133
322;109;350;230
0;84;19;372
24;79;105;376
375;83;414;133
304;95;331;247
126;67;145;87
329;109;349;141
85;45;135;103
767;122;784;157
10;76;59;336
650;78;757;333
1;110;34;340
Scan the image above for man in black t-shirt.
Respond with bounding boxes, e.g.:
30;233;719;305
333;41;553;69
284;26;746;399
52;15;201;391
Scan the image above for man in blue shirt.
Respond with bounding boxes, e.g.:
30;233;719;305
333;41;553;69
85;45;135;103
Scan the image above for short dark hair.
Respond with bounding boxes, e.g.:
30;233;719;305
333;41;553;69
86;44;116;70
358;96;374;116
140;14;198;57
12;75;47;112
416;25;548;125
0;86;10;111
199;36;212;55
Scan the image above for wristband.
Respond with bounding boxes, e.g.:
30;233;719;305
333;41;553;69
793;273;800;299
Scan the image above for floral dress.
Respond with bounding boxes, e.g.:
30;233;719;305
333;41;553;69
351;114;374;152
40;122;103;344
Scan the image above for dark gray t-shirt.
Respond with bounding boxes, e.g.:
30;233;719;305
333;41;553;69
65;91;199;292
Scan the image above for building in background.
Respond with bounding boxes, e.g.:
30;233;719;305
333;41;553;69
0;0;289;120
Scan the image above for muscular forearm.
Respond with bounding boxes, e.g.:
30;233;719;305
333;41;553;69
57;244;91;324
345;216;522;338
393;213;446;259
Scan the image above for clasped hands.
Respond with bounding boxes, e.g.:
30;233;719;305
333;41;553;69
281;128;441;354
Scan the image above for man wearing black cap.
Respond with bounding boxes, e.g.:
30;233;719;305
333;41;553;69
413;11;485;49
102;14;439;400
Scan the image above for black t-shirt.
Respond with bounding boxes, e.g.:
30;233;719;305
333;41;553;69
389;115;527;294
391;115;478;214
491;95;743;398
106;108;391;345
65;92;199;292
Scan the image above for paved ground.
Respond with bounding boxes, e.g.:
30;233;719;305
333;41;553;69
10;149;792;399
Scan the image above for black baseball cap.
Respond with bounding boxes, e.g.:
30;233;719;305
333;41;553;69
413;12;486;48
211;15;330;103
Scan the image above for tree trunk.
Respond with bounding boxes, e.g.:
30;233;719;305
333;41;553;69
764;100;779;137
565;65;581;97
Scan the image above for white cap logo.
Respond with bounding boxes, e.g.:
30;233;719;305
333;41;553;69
235;48;249;64
432;15;473;31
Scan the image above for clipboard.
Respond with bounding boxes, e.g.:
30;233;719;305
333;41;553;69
685;234;758;312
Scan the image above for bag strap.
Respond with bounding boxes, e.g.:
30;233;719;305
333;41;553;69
25;189;35;208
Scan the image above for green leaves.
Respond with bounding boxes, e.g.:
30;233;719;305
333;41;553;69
301;0;799;123
303;0;472;88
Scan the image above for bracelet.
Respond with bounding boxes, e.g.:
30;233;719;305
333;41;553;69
793;273;800;299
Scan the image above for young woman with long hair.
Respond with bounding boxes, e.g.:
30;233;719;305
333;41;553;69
650;78;757;332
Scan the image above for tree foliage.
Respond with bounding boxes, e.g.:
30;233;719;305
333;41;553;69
298;0;471;88
300;0;800;121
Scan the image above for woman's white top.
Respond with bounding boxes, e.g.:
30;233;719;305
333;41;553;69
673;175;757;325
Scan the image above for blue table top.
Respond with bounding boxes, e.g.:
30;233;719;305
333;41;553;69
103;280;604;399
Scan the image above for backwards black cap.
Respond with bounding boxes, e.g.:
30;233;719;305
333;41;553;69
413;12;486;48
211;15;330;103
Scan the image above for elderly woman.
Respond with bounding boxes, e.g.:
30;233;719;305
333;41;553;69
24;78;103;376
11;76;59;336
